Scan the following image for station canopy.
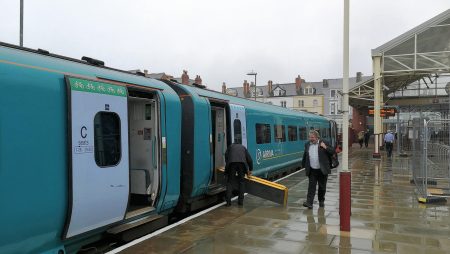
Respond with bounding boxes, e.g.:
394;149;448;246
350;9;450;109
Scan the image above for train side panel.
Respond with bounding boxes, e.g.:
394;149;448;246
0;45;181;254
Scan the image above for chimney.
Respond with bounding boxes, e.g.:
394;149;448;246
295;75;302;94
356;72;362;83
323;79;328;88
181;70;189;85
144;69;149;77
243;80;250;97
222;82;227;93
194;75;202;85
267;80;273;94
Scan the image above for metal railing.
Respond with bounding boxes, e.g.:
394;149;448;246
410;118;450;203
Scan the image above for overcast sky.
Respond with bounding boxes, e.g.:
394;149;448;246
0;1;449;91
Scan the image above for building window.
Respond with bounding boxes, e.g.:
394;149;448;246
304;87;314;95
280;101;286;107
313;99;318;107
256;123;271;144
298;100;304;107
274;125;286;142
330;102;336;115
299;127;307;140
94;112;122;167
233;119;242;144
330;89;336;98
288;126;298;141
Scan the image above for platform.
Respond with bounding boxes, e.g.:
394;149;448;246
111;144;450;254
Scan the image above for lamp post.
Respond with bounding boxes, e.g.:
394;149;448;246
20;0;24;46
247;71;257;101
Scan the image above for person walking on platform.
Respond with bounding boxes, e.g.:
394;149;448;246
224;142;253;207
302;130;335;209
384;130;395;158
357;130;364;148
364;129;370;148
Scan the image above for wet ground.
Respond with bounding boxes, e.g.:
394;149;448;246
117;145;450;254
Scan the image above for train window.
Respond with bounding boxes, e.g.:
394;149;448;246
94;112;122;167
299;127;307;140
274;125;286;142
321;128;327;138
234;119;242;144
256;123;271;144
288;126;298;141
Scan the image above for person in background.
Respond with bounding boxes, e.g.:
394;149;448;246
302;130;335;209
364;129;371;148
357;130;365;148
384;130;395;158
224;142;253;207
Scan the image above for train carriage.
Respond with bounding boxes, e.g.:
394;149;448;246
167;82;337;212
0;42;181;254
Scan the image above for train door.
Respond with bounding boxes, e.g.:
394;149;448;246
64;77;129;239
330;121;337;148
211;106;227;174
229;104;247;147
127;94;161;217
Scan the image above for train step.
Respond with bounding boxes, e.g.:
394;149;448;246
107;214;167;242
218;168;288;206
206;183;227;196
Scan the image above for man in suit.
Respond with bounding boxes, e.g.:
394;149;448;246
302;130;335;209
224;142;253;206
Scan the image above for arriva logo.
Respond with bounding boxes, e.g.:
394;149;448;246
256;149;262;165
256;149;274;165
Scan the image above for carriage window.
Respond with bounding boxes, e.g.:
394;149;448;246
94;112;121;167
234;119;242;144
274;125;286;142
299;127;307;140
321;128;327;138
288;126;298;141
256;123;271;144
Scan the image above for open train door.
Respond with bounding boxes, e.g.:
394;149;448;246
229;104;247;147
63;77;129;239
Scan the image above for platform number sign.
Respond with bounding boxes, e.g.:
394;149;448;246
63;77;129;239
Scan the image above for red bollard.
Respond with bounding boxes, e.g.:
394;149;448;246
340;171;351;231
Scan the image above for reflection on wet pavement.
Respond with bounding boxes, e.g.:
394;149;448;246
119;145;450;254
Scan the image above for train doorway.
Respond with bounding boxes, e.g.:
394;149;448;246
127;92;161;218
210;105;227;184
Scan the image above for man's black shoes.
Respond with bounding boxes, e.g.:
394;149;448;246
225;201;231;207
302;202;313;209
319;201;325;208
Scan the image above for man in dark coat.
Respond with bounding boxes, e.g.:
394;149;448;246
302;130;335;209
364;129;371;148
224;143;253;206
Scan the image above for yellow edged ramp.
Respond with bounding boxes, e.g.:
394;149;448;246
218;168;288;206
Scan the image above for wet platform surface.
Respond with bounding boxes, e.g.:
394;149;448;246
117;145;450;254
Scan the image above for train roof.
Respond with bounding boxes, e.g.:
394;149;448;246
178;83;328;121
0;42;173;92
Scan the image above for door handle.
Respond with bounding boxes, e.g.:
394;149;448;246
152;137;157;169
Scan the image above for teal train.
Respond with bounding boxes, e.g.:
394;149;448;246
0;42;337;254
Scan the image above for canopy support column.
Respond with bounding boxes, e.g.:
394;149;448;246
373;55;382;158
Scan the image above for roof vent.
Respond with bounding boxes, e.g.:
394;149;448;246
37;48;50;55
81;56;104;66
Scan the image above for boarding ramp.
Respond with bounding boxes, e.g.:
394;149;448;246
217;168;288;206
410;118;450;203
